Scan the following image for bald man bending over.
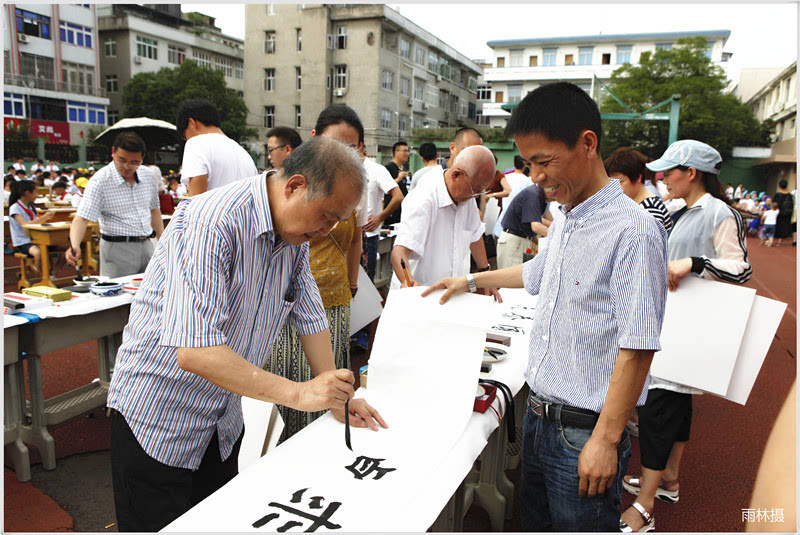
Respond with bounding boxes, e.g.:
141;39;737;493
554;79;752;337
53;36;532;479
390;145;499;298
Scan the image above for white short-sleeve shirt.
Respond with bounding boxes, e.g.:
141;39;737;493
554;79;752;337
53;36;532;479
180;133;257;192
363;157;398;238
391;166;484;289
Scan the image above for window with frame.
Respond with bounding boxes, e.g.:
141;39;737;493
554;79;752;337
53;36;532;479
104;37;116;57
264;106;275;128
296;67;301;91
4;93;25;118
235;63;244;80
108;110;119;125
334;65;347;89
579;46;593;65
62;61;94;95
296;28;302;52
216;57;232;77
20;53;55;90
381;69;394;91
414;46;426;66
400;38;411;59
543;48;557;66
266;4;275;16
468;77;477;93
398;114;409;136
67;101;105;124
60;21;93;48
105;74;118;93
704;42;714;60
468;102;476;120
439;89;448;109
26;95;66;121
380;109;393;129
439;57;450;79
193;50;211;68
295;106;301;128
509;49;524;67
414;79;425;101
428;51;438;73
413;115;425;129
336;26;347;49
168;44;186;65
265;31;276;54
136;36;158;60
475;111;489;126
655;43;672;52
400;77;410;97
529;55;538;66
450;93;458;113
15;9;51;39
425;85;438;106
616;45;632;64
477;85;491;100
460;100;467;117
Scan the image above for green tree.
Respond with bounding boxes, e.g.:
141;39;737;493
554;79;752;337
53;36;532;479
121;60;257;144
600;37;773;160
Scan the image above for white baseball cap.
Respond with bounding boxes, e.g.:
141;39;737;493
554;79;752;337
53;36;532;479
646;139;722;175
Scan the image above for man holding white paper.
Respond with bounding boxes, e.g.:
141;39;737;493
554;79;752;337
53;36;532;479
423;82;668;532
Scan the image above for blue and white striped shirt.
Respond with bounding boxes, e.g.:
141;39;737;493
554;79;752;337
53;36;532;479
522;180;668;413
107;172;328;469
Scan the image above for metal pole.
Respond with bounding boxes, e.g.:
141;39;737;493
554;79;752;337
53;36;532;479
668;95;681;145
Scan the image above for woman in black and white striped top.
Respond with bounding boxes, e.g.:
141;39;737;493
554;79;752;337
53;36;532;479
604;147;673;233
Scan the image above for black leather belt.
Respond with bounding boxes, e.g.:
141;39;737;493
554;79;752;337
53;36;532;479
502;228;531;239
529;393;599;429
101;232;155;242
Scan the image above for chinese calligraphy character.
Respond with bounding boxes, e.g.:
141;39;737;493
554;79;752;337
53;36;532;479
345;456;396;480
491;324;525;334
38;125;46;133
503;311;535;322
46;126;54;134
252;488;342;532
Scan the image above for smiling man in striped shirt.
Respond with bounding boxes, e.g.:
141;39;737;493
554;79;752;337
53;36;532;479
424;82;668;531
107;136;387;532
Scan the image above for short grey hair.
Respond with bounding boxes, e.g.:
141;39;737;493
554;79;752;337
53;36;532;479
281;136;366;200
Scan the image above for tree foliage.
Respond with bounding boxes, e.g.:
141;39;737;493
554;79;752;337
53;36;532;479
600;37;773;160
121;60;257;144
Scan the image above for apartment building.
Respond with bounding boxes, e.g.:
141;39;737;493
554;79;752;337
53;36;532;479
481;30;732;128
96;3;244;126
4;4;110;144
748;61;797;193
244;4;482;166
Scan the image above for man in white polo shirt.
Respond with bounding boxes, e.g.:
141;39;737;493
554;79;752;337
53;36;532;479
177;99;257;196
362;147;403;281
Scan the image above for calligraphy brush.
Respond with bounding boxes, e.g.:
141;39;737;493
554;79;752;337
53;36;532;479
344;398;352;451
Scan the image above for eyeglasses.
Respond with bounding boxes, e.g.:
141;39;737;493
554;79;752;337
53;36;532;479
267;145;288;155
461;168;489;198
116;158;141;169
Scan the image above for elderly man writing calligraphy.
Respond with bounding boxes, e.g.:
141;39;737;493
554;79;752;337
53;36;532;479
107;137;386;532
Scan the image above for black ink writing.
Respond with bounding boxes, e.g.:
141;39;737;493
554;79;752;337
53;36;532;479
345;456;397;480
491;324;525;334
252;488;342;532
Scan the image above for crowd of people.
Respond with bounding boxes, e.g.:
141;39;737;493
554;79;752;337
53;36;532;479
3;85;792;532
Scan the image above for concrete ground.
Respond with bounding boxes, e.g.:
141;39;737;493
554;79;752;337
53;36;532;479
4;236;796;532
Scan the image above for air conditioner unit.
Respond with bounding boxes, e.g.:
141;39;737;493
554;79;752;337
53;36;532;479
407;98;413;107
334;88;345;97
326;35;334;50
422;102;429;110
17;34;30;44
133;56;142;65
435;74;441;82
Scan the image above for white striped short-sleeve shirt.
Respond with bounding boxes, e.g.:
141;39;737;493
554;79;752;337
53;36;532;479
107;172;329;470
522;180;668;413
76;162;159;237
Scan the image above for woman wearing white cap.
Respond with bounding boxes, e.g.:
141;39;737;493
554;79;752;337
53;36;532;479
620;140;752;533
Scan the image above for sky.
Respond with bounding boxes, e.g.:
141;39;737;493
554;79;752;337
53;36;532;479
181;2;798;79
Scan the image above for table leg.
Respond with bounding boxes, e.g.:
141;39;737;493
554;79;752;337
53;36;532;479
19;354;57;470
469;425;507;531
97;334;120;384
4;361;31;482
39;247;54;287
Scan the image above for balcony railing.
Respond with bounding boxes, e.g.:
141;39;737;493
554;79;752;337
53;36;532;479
4;74;107;98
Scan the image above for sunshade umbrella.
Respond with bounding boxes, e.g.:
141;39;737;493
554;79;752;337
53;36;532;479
93;117;182;150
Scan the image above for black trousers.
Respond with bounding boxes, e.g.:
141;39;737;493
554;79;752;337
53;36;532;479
110;410;244;532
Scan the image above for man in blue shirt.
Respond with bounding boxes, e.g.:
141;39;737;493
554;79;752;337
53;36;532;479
423;82;668;531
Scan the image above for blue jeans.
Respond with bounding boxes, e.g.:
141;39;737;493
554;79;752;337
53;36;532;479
520;406;631;532
365;235;379;281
